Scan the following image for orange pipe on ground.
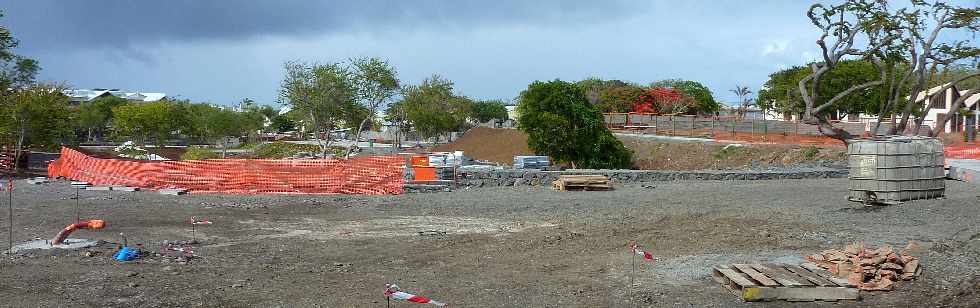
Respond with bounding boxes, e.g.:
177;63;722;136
51;220;106;246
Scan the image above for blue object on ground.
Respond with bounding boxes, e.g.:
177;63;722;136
114;246;140;261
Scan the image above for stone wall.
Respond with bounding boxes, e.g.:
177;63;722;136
454;168;848;188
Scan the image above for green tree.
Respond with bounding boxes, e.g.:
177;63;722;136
730;85;753;119
271;115;296;132
0;11;39;93
111;101;179;150
597;85;644;113
398;75;473;143
757;60;900;118
347;57;399;157
517;80;632;169
0;85;74;159
651;79;721;114
278;61;356;157
470;99;509;123
76;95;128;142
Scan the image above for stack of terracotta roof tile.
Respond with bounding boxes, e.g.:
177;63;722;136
804;242;921;291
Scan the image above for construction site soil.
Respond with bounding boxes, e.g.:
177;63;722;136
434;127;846;169
1;179;978;307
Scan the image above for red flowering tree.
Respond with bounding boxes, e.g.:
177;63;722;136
633;87;692;114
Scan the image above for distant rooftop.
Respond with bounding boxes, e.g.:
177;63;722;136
64;89;166;103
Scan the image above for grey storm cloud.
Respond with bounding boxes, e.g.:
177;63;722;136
4;0;638;51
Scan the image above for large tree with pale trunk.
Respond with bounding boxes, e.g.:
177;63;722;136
799;0;978;142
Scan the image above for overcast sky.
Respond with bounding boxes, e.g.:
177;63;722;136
2;1;971;106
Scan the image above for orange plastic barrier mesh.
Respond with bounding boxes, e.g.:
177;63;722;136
48;147;405;195
945;145;980;160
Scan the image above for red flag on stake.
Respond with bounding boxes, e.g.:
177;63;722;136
629;241;654;262
384;284;446;306
189;216;212;225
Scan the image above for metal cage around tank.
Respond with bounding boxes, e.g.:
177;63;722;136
847;136;945;204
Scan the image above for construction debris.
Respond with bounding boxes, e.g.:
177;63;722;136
804;242;922;291
28;177;49;185
552;175;612;191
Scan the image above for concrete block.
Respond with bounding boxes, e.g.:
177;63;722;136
158;188;188;195
85;186;112;191
112;186;141;192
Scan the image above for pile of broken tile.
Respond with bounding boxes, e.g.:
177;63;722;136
805;242;921;291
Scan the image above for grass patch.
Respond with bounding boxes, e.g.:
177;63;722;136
180;146;221;160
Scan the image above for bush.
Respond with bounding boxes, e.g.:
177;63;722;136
801;146;820;160
517;80;632;169
180;146;221;160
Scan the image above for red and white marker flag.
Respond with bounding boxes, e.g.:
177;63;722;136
385;284;446;306
190;216;212;225
629;241;654;262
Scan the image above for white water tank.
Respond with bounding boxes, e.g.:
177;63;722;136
847;136;945;204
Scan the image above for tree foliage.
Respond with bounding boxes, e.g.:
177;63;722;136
111;100;183;149
396;75;473;142
798;0;979;140
517;80;632;169
0;84;74;151
76;95;128;142
0;11;39;93
470;99;509;123
758;60;905;117
347;57;399;157
279;60;357;157
651;79;721;114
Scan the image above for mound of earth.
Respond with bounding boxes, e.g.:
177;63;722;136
434;127;845;169
432;127;534;165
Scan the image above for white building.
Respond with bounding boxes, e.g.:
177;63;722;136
64;88;166;104
910;83;979;134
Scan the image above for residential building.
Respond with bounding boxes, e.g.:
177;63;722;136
911;83;979;134
64;88;166;104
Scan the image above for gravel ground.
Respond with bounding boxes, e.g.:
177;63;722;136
0;178;977;307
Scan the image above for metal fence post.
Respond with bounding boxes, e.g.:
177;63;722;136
653;115;660;135
731;117;736;137
671;116;676;135
690;116;695;136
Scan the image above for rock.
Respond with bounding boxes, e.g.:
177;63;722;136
127;282;139;288
231;284;244;288
125;271;138;277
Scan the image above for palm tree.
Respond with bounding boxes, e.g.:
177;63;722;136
730;85;753;119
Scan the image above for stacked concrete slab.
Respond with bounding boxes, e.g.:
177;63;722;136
948;159;980;184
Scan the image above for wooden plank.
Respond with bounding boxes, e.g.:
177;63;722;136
753;264;812;287
800;263;855;287
742;286;859;302
732;264;780;287
713;266;759;289
785;265;837;287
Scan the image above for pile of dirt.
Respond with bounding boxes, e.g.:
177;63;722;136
432;127;534;165
620;136;846;170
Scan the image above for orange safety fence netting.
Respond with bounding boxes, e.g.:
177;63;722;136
945;145;980;160
47;147;405;195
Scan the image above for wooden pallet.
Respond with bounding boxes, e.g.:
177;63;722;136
712;263;859;302
551;175;612;191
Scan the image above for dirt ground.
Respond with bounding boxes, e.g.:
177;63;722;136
0;178;978;307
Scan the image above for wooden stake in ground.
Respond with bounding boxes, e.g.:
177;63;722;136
75;187;80;223
7;175;13;253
